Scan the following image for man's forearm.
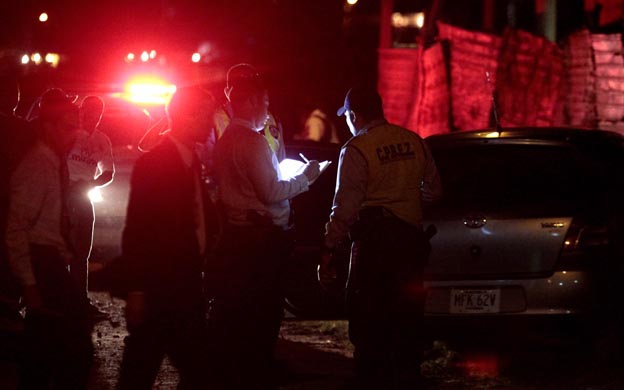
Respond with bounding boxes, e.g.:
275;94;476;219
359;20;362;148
94;170;114;187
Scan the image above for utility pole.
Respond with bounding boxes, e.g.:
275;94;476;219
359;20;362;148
536;0;557;42
483;0;495;33
379;0;393;48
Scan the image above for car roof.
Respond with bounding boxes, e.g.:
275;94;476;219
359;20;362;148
425;126;624;150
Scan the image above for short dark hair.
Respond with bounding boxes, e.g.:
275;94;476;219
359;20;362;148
166;85;215;124
80;95;104;113
224;63;265;105
39;88;77;123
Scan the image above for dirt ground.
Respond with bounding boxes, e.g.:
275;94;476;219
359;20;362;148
85;292;355;390
3;292;624;389
0;292;355;390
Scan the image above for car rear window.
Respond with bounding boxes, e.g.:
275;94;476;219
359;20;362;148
429;141;610;215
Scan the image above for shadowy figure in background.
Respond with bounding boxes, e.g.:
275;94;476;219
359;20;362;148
5;88;93;389
212;65;320;389
66;95;114;320
0;75;34;333
294;106;340;144
320;86;442;389
117;86;217;390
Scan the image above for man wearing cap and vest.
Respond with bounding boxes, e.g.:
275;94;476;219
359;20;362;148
319;86;442;389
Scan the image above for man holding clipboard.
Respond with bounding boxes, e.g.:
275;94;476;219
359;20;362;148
211;65;321;388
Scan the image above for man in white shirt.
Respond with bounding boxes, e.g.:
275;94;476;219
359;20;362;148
212;67;320;388
5;88;93;389
66;95;114;315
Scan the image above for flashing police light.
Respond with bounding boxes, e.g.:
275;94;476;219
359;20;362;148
123;76;177;105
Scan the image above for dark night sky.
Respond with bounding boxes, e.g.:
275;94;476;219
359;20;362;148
0;0;595;131
1;0;363;130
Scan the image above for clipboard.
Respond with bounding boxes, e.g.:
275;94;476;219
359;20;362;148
279;158;332;181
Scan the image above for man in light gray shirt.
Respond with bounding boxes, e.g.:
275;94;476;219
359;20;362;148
212;65;319;388
5;89;93;389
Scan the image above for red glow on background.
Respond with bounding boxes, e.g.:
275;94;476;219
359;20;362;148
123;75;176;105
457;353;500;378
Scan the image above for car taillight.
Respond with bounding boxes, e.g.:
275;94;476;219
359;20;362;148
563;222;610;251
556;216;610;270
557;219;611;271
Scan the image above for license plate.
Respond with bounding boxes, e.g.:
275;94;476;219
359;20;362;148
450;289;500;314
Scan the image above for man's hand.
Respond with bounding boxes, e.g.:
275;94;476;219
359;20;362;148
317;250;337;291
72;179;92;198
94;170;114;187
302;160;321;183
125;291;146;331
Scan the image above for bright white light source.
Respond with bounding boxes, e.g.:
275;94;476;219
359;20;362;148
45;53;60;68
21;55;30;64
149;50;157;59
126;53;135;62
88;188;103;203
392;12;426;29
392;13;407;28
278;158;305;179
140;51;149;62
347;0;358;5
191;52;201;63
39;13;49;23
415;12;425;28
31;53;42;65
123;75;177;105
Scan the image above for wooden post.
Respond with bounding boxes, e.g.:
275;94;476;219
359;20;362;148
483;0;495;33
536;0;556;42
379;0;393;49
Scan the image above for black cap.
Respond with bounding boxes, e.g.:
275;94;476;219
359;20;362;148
336;86;383;117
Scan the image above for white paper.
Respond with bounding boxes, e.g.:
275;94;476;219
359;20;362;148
279;158;331;180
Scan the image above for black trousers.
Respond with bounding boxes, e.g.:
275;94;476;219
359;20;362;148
67;185;95;303
347;216;430;389
209;224;292;389
19;245;93;390
117;304;209;390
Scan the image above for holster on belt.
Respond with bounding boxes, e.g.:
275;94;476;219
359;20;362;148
349;206;437;245
349;207;395;241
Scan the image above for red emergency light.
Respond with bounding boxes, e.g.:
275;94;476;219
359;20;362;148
122;75;176;105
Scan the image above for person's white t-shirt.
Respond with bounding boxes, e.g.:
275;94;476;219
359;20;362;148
67;129;114;182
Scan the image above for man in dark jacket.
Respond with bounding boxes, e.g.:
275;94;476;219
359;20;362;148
117;86;217;389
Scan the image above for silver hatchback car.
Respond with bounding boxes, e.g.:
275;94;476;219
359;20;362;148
422;128;624;343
